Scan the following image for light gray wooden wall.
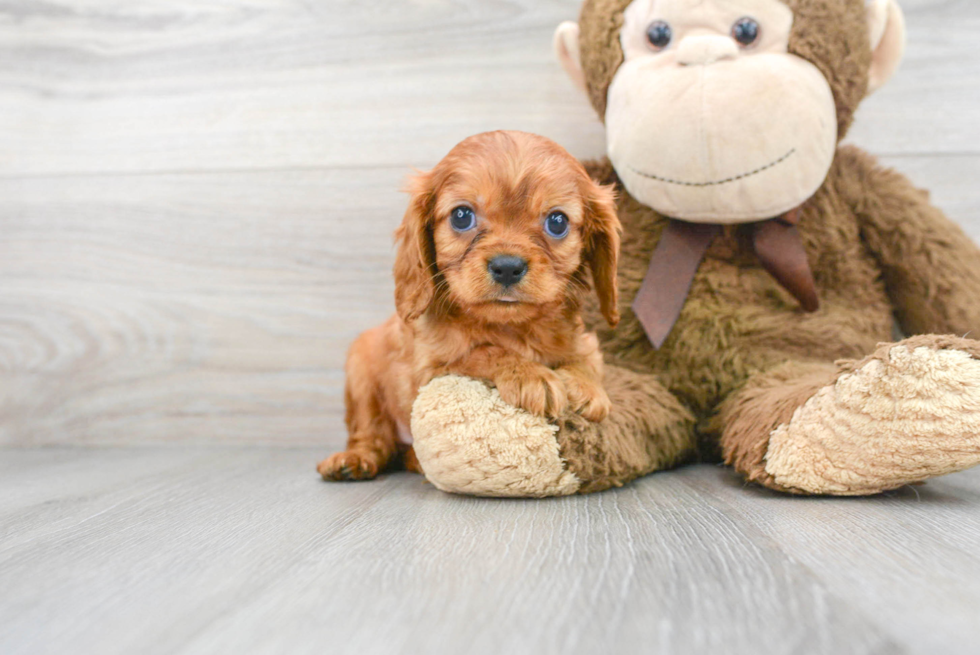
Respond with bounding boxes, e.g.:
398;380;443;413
1;0;978;447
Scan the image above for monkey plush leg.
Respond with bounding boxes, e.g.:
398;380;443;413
411;364;696;497
718;361;839;493
720;336;980;495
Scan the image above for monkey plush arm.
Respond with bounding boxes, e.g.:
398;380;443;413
844;146;980;337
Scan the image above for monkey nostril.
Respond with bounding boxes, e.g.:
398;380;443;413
488;255;528;287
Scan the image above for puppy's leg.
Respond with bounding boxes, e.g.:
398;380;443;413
556;362;611;422
440;346;568;419
556;335;611;422
318;329;399;482
401;445;424;474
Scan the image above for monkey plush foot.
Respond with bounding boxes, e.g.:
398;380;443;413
764;337;980;495
410;375;582;497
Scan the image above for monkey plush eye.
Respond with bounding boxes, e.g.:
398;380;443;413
731;17;761;47
645;21;672;50
544;211;570;239
450;206;477;232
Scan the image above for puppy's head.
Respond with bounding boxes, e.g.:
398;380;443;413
394;131;621;326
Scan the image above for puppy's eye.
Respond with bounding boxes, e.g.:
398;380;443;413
731;17;760;47
646;21;672;51
450;206;477;232
544;211;570;239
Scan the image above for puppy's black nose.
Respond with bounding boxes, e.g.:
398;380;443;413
488;255;528;287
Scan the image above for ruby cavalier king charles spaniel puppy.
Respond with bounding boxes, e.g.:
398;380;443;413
319;130;621;481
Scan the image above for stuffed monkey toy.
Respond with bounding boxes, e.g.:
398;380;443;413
409;0;980;497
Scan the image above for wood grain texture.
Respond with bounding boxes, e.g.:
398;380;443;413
692;467;980;655
0;0;608;176
14;450;980;655
0;0;977;179
0;168;408;445
3;450;980;654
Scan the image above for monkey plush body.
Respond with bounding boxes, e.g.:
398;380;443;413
409;0;980;497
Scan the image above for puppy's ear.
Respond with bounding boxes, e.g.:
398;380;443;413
583;182;621;328
393;171;438;322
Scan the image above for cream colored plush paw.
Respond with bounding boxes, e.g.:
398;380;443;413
410;375;581;498
765;344;980;495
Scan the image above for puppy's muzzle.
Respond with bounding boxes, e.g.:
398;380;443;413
488;255;528;287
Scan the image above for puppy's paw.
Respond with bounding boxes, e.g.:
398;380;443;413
317;450;382;481
557;370;612;422
494;366;568;419
576;387;612;422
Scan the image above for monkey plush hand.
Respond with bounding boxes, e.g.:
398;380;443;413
410;0;980;497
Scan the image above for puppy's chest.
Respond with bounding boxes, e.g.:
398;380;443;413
490;331;572;365
426;323;574;367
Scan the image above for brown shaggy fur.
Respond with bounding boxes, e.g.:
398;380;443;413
549;0;980;492
719;335;980;493
716;361;839;493
837;335;980;376
319;131;622;481
556;364;697;494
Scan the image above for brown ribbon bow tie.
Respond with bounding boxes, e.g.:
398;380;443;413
632;208;819;349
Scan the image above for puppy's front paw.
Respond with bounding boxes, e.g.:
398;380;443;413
494;366;568;419
576;387;612;422
317;450;381;481
557;370;612;422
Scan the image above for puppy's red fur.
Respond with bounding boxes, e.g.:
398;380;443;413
318;131;620;481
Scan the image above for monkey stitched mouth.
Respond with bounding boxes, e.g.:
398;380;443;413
629;149;796;188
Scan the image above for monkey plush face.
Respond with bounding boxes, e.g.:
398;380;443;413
607;0;836;222
556;0;907;224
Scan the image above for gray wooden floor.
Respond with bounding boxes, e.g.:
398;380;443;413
2;449;980;655
3;0;980;653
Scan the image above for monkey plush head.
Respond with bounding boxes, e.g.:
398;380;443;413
555;0;907;223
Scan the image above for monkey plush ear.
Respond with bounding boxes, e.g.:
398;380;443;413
584;183;622;328
866;0;907;94
393;172;438;322
554;21;587;93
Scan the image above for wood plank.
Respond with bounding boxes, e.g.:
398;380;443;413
0;0;607;176
0;449;905;655
682;465;980;655
0;0;977;178
0;168;407;446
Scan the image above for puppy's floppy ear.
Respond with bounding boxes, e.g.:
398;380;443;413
583;181;621;328
393;171;438;322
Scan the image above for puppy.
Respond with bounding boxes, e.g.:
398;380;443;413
318;131;621;481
